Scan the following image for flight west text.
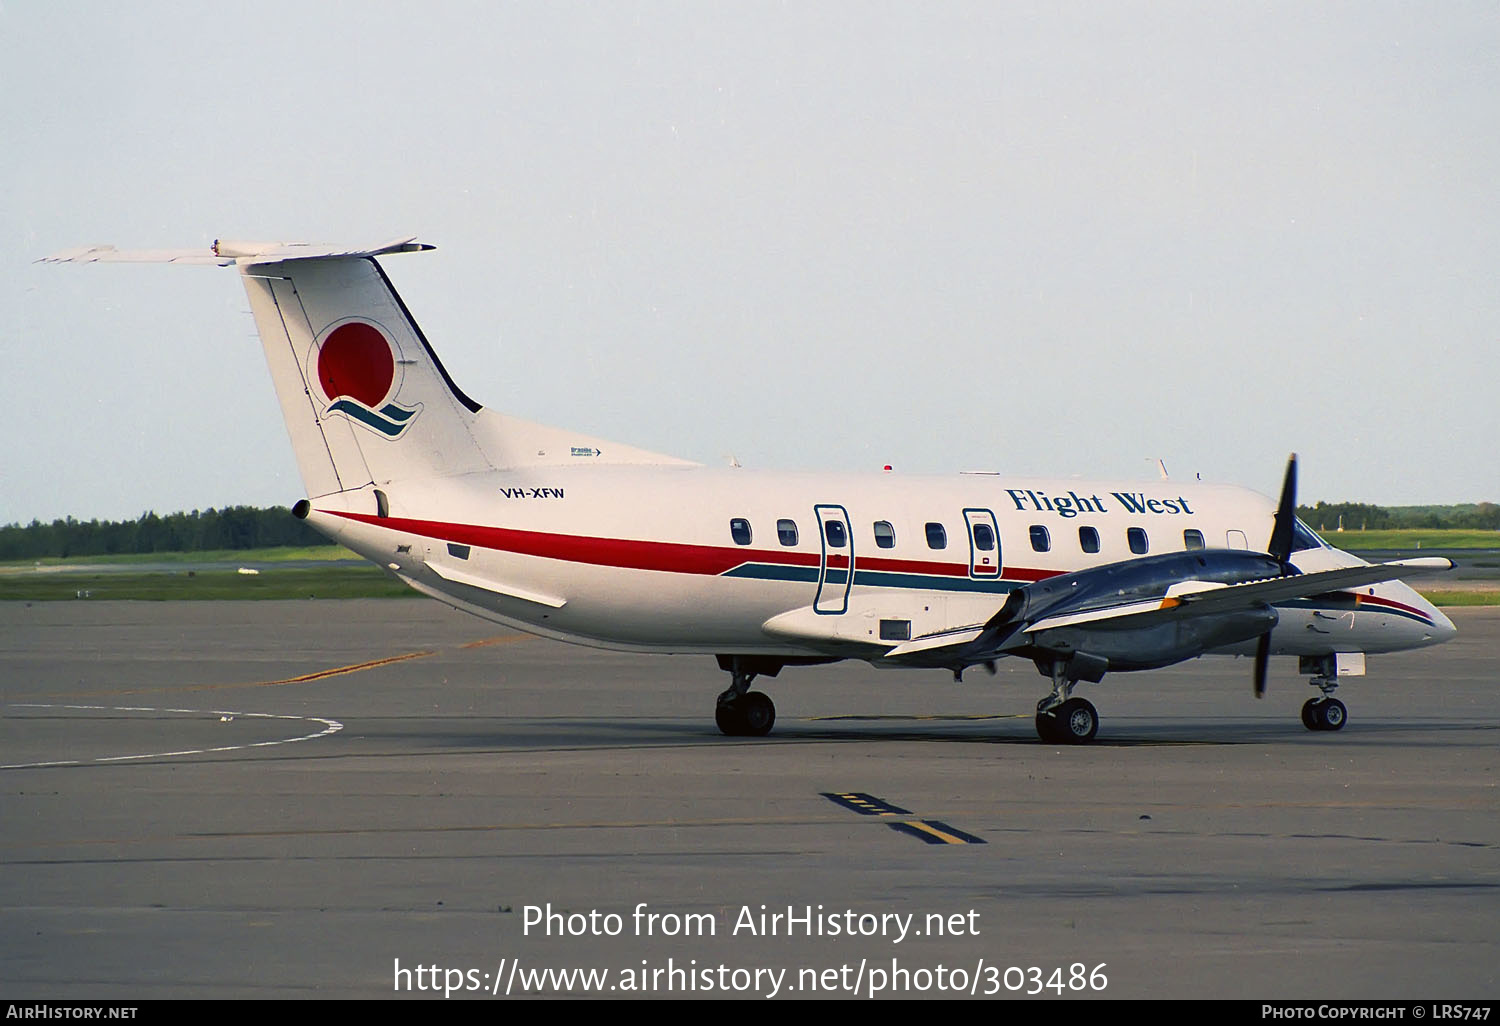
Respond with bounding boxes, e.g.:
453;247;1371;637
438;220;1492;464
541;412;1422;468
1006;489;1195;518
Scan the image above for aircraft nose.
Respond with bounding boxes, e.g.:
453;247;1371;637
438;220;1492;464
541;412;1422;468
1426;603;1458;643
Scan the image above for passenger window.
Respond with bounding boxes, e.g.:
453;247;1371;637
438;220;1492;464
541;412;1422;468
824;520;847;548
730;518;752;546
1128;527;1149;554
972;523;995;551
1079;526;1100;553
1183;528;1205;550
873;521;896;549
1029;525;1050;552
777;519;799;546
925;522;947;549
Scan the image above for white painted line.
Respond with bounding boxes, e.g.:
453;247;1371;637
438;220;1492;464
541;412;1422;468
1;704;344;770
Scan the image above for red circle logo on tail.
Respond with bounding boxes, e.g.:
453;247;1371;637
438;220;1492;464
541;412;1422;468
317;321;396;407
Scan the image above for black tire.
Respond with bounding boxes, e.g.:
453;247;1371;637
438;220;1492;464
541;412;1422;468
715;700;745;736
1035;711;1060;743
739;691;776;737
1055;698;1099;743
1301;699;1323;731
1318;698;1347;731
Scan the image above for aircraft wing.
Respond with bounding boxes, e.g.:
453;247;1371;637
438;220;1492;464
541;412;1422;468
879;556;1453;662
1021;557;1454;635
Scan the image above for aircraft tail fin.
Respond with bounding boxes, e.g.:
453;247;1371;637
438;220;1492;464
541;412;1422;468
45;238;695;503
238;248;494;497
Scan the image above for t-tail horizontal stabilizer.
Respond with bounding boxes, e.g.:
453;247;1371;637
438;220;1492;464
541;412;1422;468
40;237;433;265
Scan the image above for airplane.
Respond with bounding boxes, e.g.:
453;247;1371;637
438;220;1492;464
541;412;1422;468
44;237;1458;743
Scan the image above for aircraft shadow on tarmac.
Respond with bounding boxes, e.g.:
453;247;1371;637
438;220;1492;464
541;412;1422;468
394;716;1295;753
384;710;1494;756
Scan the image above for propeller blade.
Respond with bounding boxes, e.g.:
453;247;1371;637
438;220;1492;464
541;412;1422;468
1267;453;1298;564
1253;632;1271;698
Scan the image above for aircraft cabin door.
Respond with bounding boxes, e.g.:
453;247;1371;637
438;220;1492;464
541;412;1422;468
814;504;854;614
963;508;1002;579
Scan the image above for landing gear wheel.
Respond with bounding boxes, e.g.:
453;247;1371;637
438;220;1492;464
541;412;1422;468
1035;711;1061;743
739;691;776;737
715;691;775;737
1057;698;1098;743
1301;699;1322;731
715;701;745;736
1318;698;1347;731
1037;698;1098;744
1301;697;1347;732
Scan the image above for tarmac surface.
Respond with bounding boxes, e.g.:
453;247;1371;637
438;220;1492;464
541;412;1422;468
1;599;1496;1000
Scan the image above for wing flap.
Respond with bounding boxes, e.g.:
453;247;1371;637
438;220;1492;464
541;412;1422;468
881;626;986;659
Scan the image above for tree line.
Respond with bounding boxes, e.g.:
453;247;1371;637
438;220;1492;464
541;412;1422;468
3;500;1495;562
1296;502;1500;532
0;507;326;560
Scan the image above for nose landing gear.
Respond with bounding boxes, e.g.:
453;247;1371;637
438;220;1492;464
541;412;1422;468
1301;696;1347;731
1300;655;1348;732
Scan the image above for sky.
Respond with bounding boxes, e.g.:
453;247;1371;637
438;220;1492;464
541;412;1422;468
3;1;1497;526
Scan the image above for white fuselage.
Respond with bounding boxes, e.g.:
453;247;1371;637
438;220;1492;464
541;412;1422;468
304;465;1455;662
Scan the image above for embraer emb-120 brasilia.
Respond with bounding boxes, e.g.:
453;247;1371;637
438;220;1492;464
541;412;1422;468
45;237;1457;743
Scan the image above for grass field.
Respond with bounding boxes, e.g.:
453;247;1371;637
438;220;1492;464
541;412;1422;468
1418;590;1500;607
0;545;354;570
1310;529;1500;550
0;566;408;602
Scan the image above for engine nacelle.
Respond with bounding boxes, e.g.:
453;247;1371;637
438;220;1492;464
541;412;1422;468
1033;605;1279;672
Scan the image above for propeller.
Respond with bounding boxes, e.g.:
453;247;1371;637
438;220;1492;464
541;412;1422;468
1253;633;1272;698
1255;453;1298;698
1267;453;1298;566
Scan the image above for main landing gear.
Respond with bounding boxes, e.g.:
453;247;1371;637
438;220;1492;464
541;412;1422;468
714;656;776;737
1034;656;1104;744
1299;655;1347;732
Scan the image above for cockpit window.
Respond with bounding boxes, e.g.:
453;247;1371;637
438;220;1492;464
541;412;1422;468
1292;518;1326;552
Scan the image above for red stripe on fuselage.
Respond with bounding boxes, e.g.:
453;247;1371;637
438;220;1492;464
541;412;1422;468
329;510;821;575
1353;591;1434;623
328;510;1069;584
